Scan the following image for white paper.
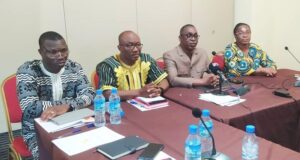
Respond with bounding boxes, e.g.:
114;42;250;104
199;93;245;107
155;151;176;160
127;99;169;111
35;118;83;133
136;96;166;103
52;127;124;156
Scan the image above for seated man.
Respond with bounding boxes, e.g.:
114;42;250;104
96;31;169;100
163;24;218;88
16;31;95;159
224;23;277;78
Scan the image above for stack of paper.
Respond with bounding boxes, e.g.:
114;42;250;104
199;93;245;107
52;127;175;159
127;96;169;111
35;109;94;133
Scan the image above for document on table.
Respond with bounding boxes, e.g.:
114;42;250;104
155;152;176;160
127;99;169;112
35;116;94;133
52;127;124;156
199;93;245;107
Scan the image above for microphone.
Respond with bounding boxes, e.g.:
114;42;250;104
211;51;225;70
285;46;300;64
284;46;300;87
192;108;216;156
209;63;228;82
192;108;231;160
208;63;229;95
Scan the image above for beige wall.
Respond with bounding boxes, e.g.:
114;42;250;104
234;0;300;70
0;0;234;133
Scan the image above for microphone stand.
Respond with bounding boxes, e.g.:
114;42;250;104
285;46;300;87
212;73;229;95
198;115;231;160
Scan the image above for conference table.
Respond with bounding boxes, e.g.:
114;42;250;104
163;69;300;152
36;99;300;159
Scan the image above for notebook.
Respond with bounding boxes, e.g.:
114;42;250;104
50;108;94;125
97;135;149;159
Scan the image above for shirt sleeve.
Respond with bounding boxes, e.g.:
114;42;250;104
259;49;277;69
17;64;51;119
65;64;95;110
144;54;168;85
96;61;117;91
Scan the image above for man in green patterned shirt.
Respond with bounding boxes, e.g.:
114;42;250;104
96;31;169;100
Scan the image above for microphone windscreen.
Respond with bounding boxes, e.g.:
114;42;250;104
192;108;202;118
284;46;289;50
209;63;220;75
212;55;225;71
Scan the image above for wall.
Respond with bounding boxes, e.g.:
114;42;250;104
234;0;300;70
0;0;234;133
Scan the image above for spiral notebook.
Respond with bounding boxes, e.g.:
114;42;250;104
97;135;149;159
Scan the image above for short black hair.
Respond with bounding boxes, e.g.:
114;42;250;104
233;23;250;34
39;31;64;48
179;24;195;35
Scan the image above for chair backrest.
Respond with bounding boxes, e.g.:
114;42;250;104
1;74;22;143
156;58;165;70
91;71;99;89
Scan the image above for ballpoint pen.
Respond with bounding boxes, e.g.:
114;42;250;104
57;128;81;139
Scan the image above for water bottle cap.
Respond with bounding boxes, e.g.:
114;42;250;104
111;88;118;94
246;125;255;133
96;89;103;95
202;109;210;117
188;124;198;134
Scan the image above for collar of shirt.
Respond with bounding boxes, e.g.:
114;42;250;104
39;61;65;101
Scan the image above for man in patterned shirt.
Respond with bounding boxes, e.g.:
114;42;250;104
16;31;95;159
96;31;169;100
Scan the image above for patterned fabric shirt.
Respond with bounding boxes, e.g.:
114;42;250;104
16;59;95;159
96;53;167;91
224;42;276;78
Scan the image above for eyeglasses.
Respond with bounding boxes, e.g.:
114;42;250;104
235;31;251;36
181;33;199;39
121;43;143;50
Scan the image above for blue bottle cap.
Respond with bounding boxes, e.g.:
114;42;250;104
246;125;255;133
96;89;103;95
189;124;198;134
202;109;210;117
111;88;118;94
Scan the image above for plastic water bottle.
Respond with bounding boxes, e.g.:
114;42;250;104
185;124;201;160
199;109;213;158
94;89;106;127
109;88;122;124
242;125;259;160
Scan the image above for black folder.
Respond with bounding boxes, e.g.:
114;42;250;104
97;135;149;159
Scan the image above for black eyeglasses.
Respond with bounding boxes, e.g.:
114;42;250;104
181;33;199;39
121;43;143;50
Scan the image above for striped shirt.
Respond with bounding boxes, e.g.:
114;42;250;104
96;53;167;91
16;59;95;159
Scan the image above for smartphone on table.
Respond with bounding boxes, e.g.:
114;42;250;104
137;143;164;160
